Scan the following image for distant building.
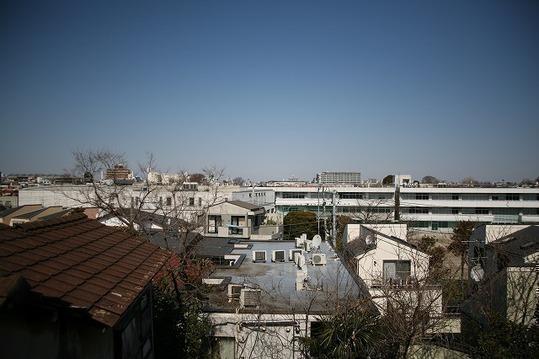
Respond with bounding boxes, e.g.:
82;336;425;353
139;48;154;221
267;185;539;231
317;171;361;185
105;164;133;181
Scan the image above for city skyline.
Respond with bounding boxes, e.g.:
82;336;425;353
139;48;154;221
1;0;538;181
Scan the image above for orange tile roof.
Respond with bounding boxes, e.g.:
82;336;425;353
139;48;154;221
0;213;171;327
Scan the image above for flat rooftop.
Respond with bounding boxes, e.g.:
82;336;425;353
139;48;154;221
205;240;366;313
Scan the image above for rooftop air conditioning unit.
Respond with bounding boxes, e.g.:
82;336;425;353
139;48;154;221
272;250;286;262
252;250;267;262
304;241;312;252
312;253;327;266
295;237;305;248
240;288;261;308
227;284;242;301
289;249;303;261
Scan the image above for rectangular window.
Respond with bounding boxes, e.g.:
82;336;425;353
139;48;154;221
198;197;202;206
230;216;243;235
475;208;489;214
408;208;429;214
208;215;221;233
492;195;500;200
383;260;411;282
282;192;306;199
505;194;520;201
339;192;363;199
452;194;459;200
166;197;172;206
415;194;429;200
452;208;459;214
189;197;195;206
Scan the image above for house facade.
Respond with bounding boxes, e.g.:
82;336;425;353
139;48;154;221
204;200;280;240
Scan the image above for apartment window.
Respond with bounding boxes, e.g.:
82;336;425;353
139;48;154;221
452;194;459;200
166;197;172;206
282;192;306;199
491;195;500;200
383;260;411;282
408;208;429;214
452;208;459;214
339;192;363;199
189;197;195;206
505;194;520;201
475;208;489;214
208;215;221;233
415;194;429;200
230;216;243;235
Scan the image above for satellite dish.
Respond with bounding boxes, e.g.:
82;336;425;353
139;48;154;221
470;265;484;282
312;235;322;248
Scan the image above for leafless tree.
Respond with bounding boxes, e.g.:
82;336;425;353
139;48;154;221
66;150;225;253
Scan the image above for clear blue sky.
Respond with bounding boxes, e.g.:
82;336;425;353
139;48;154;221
1;0;538;182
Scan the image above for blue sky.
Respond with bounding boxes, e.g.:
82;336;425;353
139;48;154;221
1;0;538;182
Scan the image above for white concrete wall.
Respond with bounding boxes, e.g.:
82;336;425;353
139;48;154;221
209;312;320;359
354;233;429;287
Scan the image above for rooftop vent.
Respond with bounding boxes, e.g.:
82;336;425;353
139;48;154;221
312;253;327;265
289;249;303;261
272;250;286;262
252;250;267;263
240;288;261;308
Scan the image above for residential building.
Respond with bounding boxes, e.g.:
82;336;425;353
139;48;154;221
195;237;366;358
204;200;281;240
464;225;538;327
0;213;170;359
317;171;361;185
104;164;133;181
343;224;460;334
0;204;43;226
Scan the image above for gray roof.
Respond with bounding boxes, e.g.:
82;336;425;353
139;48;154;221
205;240;366;313
225;200;264;211
344;225;422;258
12;207;49;220
489;226;539;266
0;207;19;218
193;237;236;257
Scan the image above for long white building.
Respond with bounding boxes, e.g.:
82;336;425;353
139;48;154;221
18;183;539;232
267;185;539;231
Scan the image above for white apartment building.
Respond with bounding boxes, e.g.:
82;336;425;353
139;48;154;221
18;184;275;222
267;185;539;231
317;171;361;184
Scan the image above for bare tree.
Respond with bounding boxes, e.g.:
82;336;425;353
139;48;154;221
421;176;440;184
233;176;245;186
67;150;225;252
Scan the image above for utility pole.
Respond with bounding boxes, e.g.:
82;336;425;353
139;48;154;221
317;185;320;235
332;190;337;244
394;178;400;221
